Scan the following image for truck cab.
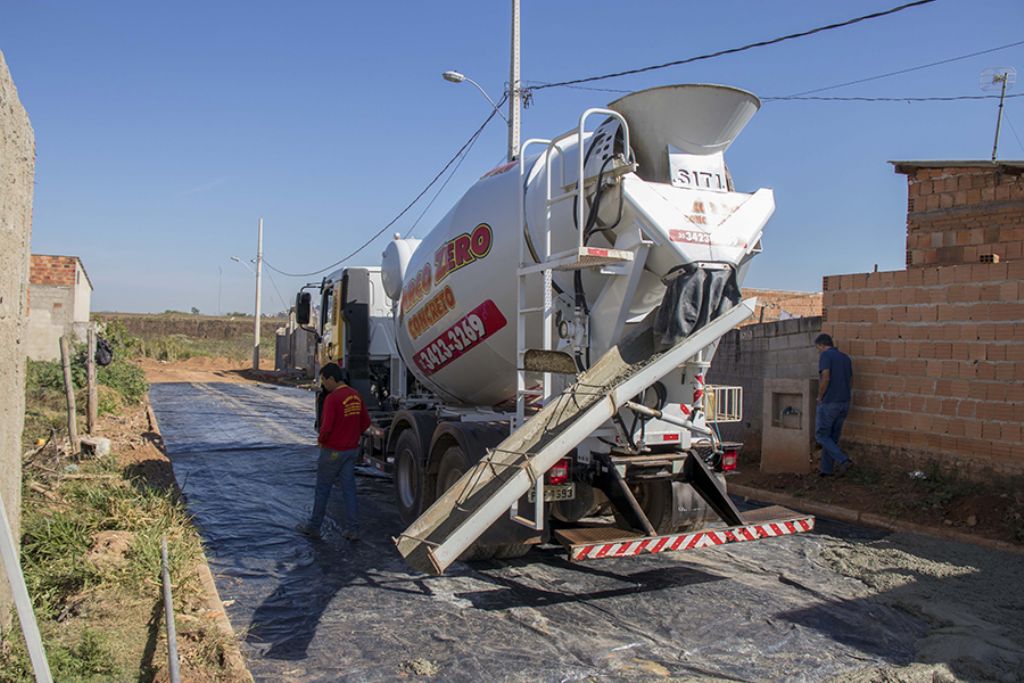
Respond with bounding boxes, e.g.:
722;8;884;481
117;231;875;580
314;267;399;410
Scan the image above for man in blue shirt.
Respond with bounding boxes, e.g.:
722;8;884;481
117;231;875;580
815;333;854;476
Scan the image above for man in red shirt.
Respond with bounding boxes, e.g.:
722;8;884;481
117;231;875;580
296;363;381;541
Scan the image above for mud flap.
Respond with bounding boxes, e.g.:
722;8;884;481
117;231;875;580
682;452;743;527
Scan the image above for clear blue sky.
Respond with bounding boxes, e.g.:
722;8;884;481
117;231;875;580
3;1;1022;314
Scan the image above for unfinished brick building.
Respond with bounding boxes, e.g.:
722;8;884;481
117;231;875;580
823;161;1023;476
27;254;93;361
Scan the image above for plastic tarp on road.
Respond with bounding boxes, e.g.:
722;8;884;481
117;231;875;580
149;382;1024;682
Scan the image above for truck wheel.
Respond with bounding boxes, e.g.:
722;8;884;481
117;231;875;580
613;481;711;534
552;483;601;523
435;445;496;562
493;543;532;560
613;480;675;534
394;430;426;525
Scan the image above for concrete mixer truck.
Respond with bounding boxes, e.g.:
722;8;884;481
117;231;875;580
296;84;814;575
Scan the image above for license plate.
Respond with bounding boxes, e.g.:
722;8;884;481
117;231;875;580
528;483;575;503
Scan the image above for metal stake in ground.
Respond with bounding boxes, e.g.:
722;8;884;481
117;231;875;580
87;324;98;434
59;335;79;454
161;536;181;683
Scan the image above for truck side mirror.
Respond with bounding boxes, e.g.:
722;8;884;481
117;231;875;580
296;292;312;326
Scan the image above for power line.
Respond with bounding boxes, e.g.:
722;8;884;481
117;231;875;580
523;80;632;95
524;0;938;93
765;93;1024;102
1006;116;1024;155
787;39;1024;97
262;267;291;311
264;96;507;279
405;113;488;238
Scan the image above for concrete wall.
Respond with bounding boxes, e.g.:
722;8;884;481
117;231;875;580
706;316;822;455
72;261;91;323
0;49;35;633
25;284;77;360
823;261;1024;475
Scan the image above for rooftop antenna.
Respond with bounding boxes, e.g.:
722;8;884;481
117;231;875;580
980;66;1016;161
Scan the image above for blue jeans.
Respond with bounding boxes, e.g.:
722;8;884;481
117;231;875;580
815;402;850;474
309;447;359;533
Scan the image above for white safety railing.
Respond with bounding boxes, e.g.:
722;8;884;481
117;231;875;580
705;385;743;423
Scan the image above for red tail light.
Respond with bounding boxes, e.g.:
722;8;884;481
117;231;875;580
721;449;738;472
547;458;570;485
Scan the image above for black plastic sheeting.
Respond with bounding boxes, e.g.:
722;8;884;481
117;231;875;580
150;382;929;682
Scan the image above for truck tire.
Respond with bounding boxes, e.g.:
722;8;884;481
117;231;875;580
612;481;711;534
394;430;427;525
492;543;532;560
613;480;674;534
435;445;496;562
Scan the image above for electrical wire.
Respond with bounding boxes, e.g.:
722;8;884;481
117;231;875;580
404;108;490;238
524;0;938;92
764;93;1024;102
262;267;291;312
785;39;1024;97
1006;116;1024;155
524;41;1024;103
264;95;508;278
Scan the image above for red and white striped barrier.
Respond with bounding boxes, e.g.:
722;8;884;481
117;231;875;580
569;516;815;562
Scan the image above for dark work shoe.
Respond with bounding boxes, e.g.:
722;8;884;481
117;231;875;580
818;472;833;478
295;523;321;540
343;530;360;542
837;461;855;477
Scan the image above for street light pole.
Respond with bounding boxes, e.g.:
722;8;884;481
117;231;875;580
507;0;521;162
253;217;263;369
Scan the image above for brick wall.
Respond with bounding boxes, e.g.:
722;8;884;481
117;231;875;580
30;254;79;287
743;288;822;325
822;261;1024;475
707;316;822;456
900;165;1024;267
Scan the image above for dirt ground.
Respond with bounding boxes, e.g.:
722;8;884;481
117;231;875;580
731;457;1024;548
96;387;252;682
139;356;311;387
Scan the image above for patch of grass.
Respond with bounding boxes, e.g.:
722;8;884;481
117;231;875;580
915;462;978;510
22;327;149;448
1;627;117;682
6;451;206;681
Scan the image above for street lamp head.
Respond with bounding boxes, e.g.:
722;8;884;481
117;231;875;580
442;70;466;84
229;256;241;262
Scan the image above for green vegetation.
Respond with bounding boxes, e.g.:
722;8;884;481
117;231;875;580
22;322;148;450
8;321;237;680
0;450;207;681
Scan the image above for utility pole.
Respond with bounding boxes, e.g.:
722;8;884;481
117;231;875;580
253;217;263;369
991;72;1009;161
507;0;521;162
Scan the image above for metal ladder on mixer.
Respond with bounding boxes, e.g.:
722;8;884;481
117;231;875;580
513;109;636;432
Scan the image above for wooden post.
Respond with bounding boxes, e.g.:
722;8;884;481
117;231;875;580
86;324;98;434
59;335;79;454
